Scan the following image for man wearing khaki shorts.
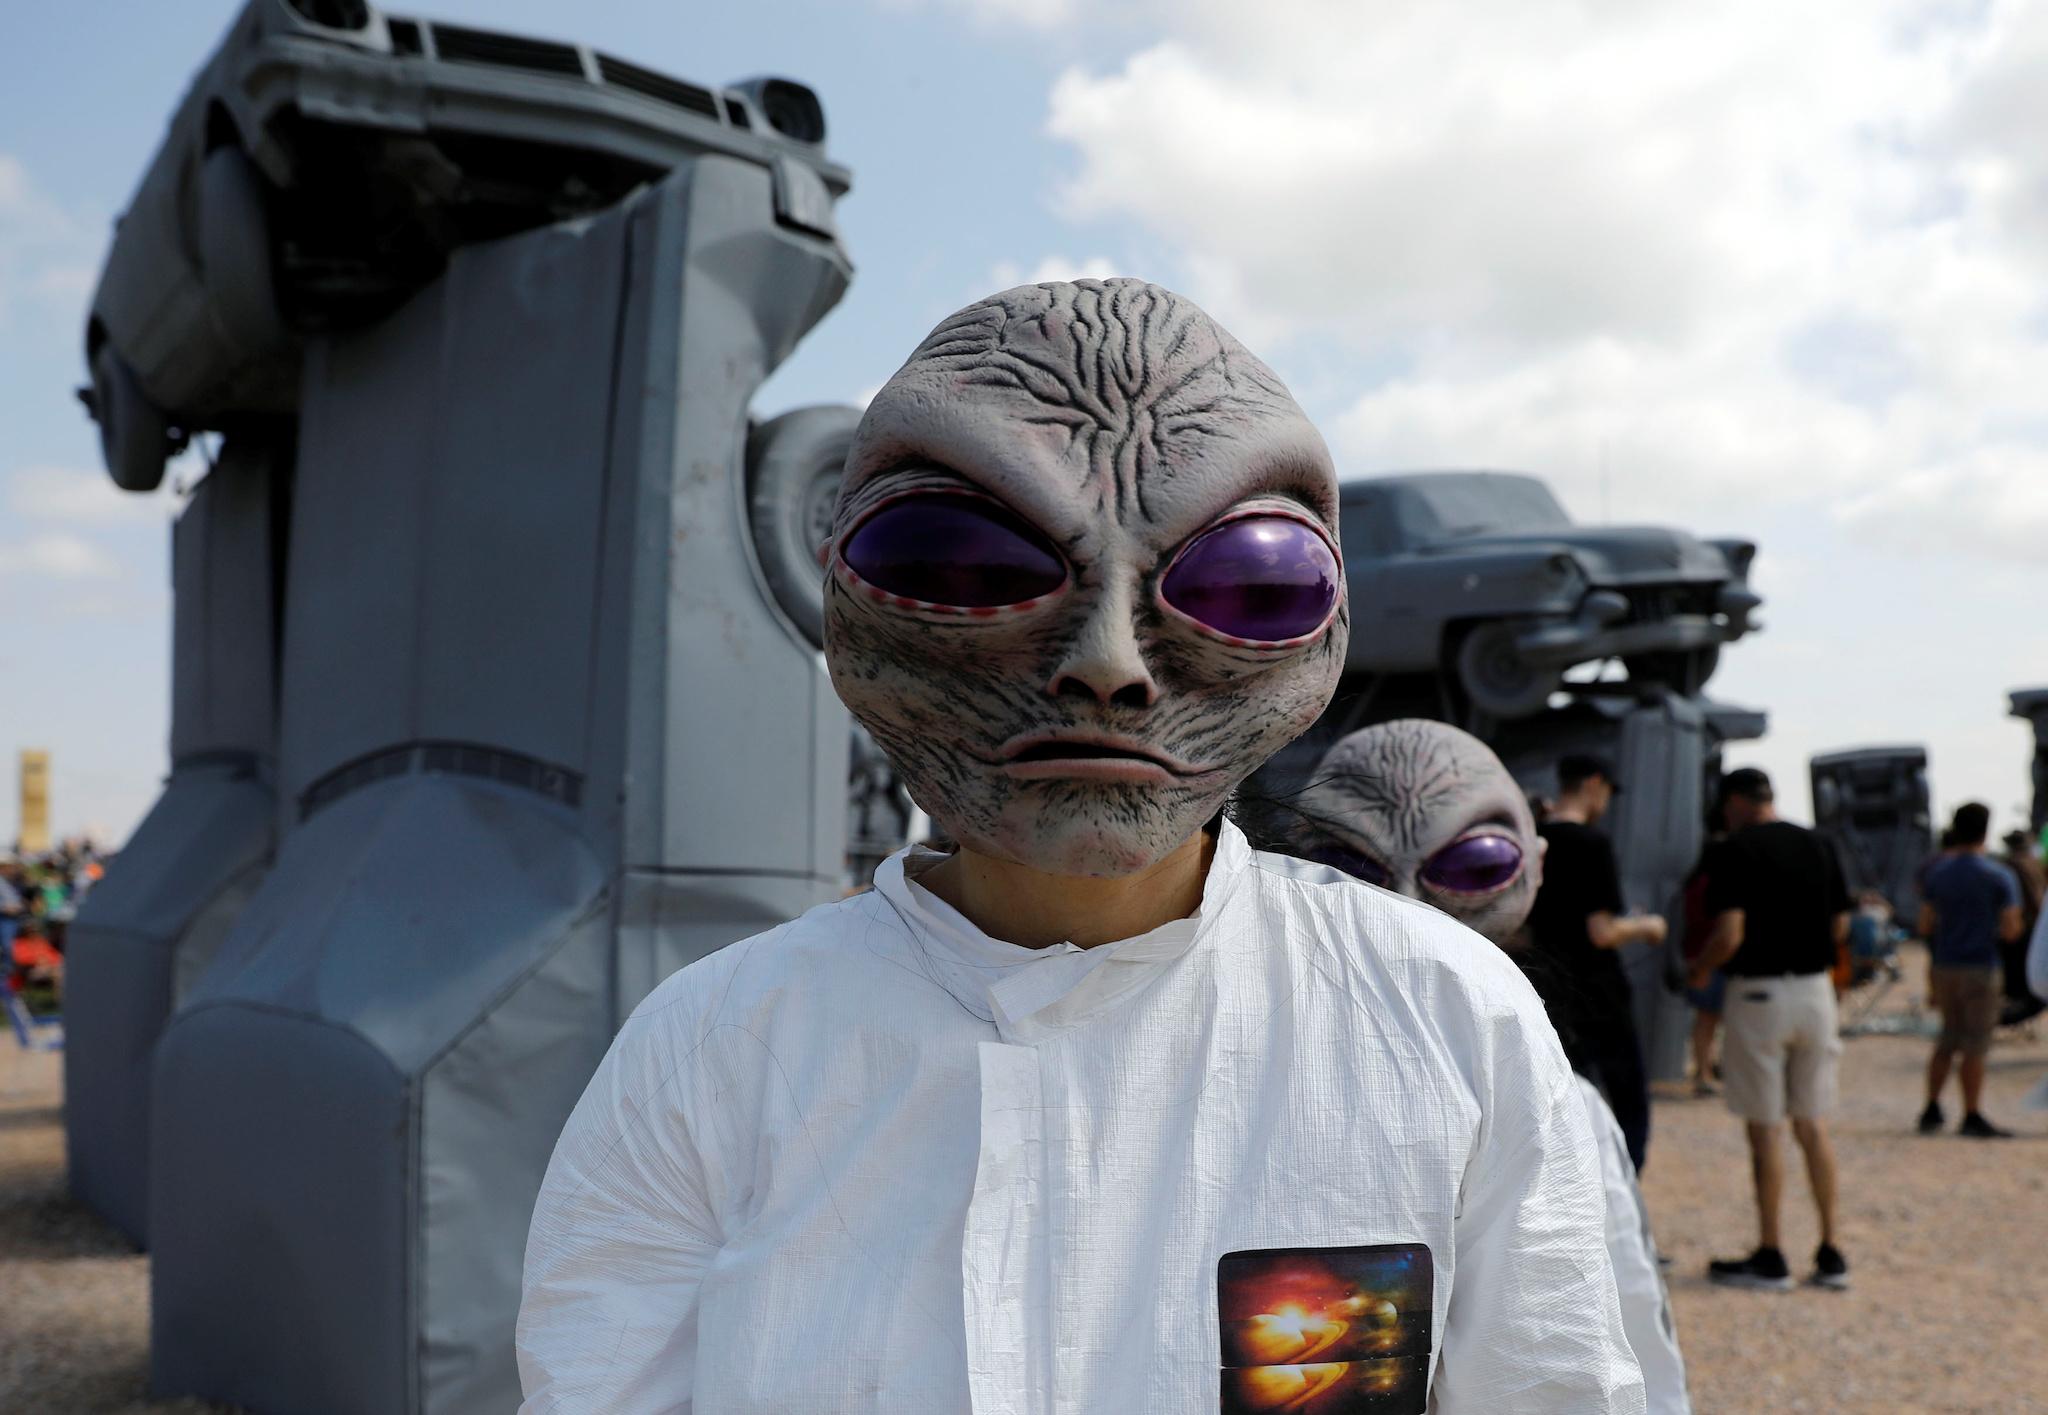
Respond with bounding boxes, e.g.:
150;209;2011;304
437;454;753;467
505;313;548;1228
1916;802;2023;1138
1687;769;1851;1292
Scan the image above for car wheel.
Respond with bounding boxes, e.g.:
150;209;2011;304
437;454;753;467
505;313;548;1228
91;343;173;493
747;403;861;649
199;147;284;352
1623;646;1720;695
1454;622;1561;720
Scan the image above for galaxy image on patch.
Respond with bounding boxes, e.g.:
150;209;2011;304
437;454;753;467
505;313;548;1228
1217;1244;1432;1413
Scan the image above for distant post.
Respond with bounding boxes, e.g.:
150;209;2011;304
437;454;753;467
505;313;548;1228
17;749;50;854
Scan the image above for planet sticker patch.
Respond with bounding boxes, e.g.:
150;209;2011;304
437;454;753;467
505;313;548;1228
1217;1243;1432;1413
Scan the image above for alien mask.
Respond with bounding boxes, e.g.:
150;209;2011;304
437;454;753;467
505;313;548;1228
822;279;1348;879
1293;719;1542;944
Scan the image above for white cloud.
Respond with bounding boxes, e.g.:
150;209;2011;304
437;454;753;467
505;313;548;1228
880;0;1079;31
0;151;101;326
986;253;1122;291
1037;0;2048;560
1836;444;2048;564
0;154;38;211
1009;0;2046;820
0;531;123;580
7;463;171;524
31;263;95;301
1933;1;2048;270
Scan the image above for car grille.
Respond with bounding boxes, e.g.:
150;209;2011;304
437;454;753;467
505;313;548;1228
596;55;722;120
431;24;585;78
404;21;731;130
1616;583;1720;624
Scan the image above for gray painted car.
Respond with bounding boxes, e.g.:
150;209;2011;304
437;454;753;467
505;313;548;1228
71;4;866;1408
83;0;848;493
2012;688;2048;833
1338;471;1762;718
1809;745;1933;924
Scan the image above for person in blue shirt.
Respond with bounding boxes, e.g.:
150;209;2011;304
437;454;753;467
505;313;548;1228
1916;802;2024;1138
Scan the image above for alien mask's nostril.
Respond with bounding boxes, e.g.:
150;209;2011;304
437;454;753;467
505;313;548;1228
1049;674;1157;709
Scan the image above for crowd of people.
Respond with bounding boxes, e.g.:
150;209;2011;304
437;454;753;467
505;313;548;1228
1524;757;2046;1304
1;838;103;1009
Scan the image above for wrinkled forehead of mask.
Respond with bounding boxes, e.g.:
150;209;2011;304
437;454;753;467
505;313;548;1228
820;279;1347;880
1295;719;1541;943
835;278;1339;541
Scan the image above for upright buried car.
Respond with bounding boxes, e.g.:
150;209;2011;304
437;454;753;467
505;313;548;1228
1338;471;1761;720
83;0;848;510
72;4;864;1410
1809;746;1934;923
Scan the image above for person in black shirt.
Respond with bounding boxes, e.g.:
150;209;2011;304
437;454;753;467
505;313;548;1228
1688;767;1852;1293
1527;752;1666;1171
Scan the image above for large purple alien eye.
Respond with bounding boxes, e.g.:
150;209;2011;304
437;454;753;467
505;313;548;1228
1420;834;1524;894
1301;843;1390;888
841;494;1066;608
1160;515;1339;643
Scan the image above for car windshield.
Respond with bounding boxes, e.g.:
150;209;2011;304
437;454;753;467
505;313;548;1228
1342;474;1571;556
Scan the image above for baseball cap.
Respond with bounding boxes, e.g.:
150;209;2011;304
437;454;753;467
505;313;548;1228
1719;766;1773;803
1558;752;1623;794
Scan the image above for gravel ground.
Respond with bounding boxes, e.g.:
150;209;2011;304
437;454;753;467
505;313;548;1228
1642;948;2048;1415
0;1047;231;1415
2;947;2042;1413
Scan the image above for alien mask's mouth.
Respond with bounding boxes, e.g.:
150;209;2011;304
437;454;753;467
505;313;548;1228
995;734;1220;784
1011;742;1162;764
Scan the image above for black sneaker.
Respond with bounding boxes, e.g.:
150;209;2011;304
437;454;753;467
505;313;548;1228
1959;1111;2014;1139
1916;1100;1944;1134
1809;1243;1850;1290
1707;1246;1793;1291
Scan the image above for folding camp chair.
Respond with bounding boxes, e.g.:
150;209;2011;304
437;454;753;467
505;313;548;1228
1838;917;1913;1035
4;988;62;1052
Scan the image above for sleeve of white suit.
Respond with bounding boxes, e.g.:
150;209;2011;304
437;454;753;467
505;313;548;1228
1430;1004;1647;1414
1578;1079;1690;1415
516;982;721;1415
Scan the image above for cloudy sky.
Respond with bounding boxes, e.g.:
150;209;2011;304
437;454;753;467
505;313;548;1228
3;0;2044;844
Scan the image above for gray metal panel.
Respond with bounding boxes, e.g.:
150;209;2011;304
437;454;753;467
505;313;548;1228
281;323;437;798
1492;693;1706;1081
612;158;850;879
168;858;269;1003
278;221;626;802
411;225;623;772
1811;745;1927;770
148;159;852;1414
188;779;610;1073
62;763;274;1245
156;774;611;1415
60;931;171;1247
65;444;281;1246
168;444;278;763
163;439;279;774
581;157;851;884
1701;699;1767;747
1611;696;1707;1080
419;919;611;1414
150;1005;412;1414
611;869;830;1027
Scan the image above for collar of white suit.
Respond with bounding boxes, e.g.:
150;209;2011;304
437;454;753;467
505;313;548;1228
870;818;1255;1044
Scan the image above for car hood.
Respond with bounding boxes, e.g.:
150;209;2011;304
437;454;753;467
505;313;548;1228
1412;525;1734;583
